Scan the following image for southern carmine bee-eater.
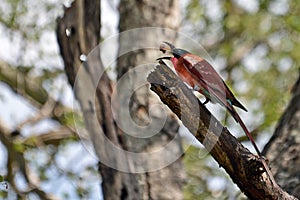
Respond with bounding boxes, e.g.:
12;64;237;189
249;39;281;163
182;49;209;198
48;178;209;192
157;42;276;183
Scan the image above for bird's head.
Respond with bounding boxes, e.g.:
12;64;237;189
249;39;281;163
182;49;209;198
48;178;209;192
158;42;190;60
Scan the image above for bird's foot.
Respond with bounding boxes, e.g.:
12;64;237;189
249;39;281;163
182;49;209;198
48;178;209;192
203;98;209;105
193;85;200;91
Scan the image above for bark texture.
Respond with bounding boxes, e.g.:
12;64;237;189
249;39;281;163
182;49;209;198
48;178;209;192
57;0;185;199
57;1;139;199
116;1;185;199
148;63;297;200
263;74;300;198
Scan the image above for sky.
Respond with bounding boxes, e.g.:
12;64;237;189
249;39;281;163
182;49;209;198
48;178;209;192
0;0;291;198
0;0;105;199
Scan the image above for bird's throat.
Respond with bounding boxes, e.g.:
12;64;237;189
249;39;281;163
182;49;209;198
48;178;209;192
170;57;178;67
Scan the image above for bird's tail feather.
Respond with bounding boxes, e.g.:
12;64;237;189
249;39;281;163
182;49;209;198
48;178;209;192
228;106;262;157
228;106;277;185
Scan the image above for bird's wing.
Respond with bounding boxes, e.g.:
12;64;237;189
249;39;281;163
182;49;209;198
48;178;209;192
182;54;247;111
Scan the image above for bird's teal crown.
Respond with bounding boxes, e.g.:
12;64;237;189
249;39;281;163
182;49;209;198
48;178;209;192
161;42;190;58
172;48;190;58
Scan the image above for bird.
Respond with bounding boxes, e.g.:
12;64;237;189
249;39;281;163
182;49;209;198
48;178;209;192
157;41;277;184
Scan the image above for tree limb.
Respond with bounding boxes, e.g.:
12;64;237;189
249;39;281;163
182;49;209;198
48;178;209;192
0;60;48;107
0;59;75;128
147;63;297;200
0;120;61;200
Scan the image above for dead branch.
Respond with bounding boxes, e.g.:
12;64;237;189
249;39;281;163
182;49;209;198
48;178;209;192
147;63;297;200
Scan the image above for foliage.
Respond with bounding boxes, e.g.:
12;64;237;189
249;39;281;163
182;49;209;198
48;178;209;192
183;0;300;198
183;144;237;200
185;0;299;129
0;0;299;199
0;0;99;199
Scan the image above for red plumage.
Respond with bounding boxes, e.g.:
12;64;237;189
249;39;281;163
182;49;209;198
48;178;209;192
157;42;276;184
158;42;261;156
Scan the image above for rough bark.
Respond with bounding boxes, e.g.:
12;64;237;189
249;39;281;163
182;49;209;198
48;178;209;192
263;74;300;198
116;1;185;199
57;1;139;199
57;0;185;199
147;63;297;200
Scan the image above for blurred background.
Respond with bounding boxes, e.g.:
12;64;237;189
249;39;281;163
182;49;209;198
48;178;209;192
0;0;299;199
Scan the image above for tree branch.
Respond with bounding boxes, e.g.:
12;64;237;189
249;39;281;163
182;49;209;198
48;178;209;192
0;60;48;107
147;63;297;200
0;119;61;199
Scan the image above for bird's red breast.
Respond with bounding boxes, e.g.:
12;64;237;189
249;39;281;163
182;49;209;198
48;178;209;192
171;55;211;99
173;53;247;112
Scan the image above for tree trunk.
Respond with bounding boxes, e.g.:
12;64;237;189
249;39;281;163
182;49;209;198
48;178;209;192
115;1;185;199
263;74;300;198
57;1;139;199
57;0;185;199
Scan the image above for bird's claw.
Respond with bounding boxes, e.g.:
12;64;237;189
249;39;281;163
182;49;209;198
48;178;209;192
203;98;209;105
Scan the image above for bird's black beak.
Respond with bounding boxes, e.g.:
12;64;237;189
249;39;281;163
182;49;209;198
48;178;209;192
156;56;172;65
156;56;172;61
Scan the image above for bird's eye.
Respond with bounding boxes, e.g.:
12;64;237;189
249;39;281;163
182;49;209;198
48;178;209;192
159;44;167;53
